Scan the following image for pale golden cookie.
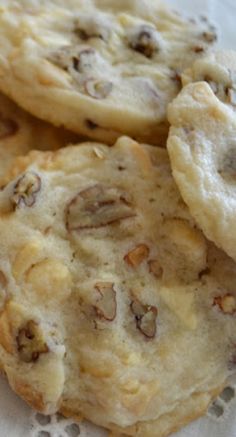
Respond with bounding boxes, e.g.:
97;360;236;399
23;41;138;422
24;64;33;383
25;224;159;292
0;0;217;145
0;137;235;437
167;75;236;263
0;92;77;184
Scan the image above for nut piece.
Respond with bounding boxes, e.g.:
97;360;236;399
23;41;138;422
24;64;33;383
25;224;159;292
130;299;157;339
16;320;49;363
202;31;217;43
50;47;95;74
148;259;163;279
65;184;135;231
94;282;117;321
128;25;161;58
192;45;205;53
11;172;41;209
124;244;149;267
213;294;236;315
0;116;18;139
84;79;113;99
75;15;111;42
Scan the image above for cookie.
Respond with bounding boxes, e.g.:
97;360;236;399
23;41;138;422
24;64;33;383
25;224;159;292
182;50;236;106
0;92;78;184
0;136;235;437
167;73;236;263
0;1;217;145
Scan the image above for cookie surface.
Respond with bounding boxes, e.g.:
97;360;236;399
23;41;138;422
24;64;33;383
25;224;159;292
0;136;235;437
167;70;236;263
0;92;77;184
0;0;216;145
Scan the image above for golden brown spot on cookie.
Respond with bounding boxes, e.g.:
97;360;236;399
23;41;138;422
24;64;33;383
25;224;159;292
65;184;135;231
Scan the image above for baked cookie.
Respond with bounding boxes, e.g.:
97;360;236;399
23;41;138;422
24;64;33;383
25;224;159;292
0;0;217;145
0;136;235;437
0;92;78;184
182;50;236;106
167;75;236;263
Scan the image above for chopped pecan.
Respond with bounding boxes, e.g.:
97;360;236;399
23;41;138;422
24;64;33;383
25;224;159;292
84;79;113;99
11;172;41;209
148;259;163;279
192;45;205;53
131;298;157;338
16;320;49;363
65;184;135;231
49;47;95;74
202;31;217;43
75;15;111;42
213;294;236;315
94;282;117;321
128;25;160;58
124;244;149;268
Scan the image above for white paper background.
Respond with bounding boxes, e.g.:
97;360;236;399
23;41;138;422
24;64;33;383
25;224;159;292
1;1;236;436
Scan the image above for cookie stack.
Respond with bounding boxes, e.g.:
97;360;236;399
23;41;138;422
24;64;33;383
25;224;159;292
0;1;235;437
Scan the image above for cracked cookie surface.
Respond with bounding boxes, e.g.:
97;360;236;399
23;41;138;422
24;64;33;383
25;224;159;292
0;136;235;436
0;0;216;145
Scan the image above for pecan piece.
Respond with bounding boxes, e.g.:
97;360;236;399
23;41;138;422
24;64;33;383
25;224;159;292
11;172;41;208
0;117;18;139
75;15;111;42
94;282;117;321
84;79;112;99
65;184;135;231
16;320;49;363
131;299;157;339
128;25;161;58
213;294;236;315
192;45;205;53
49;47;95;74
202;31;217;43
148;259;163;279
124;244;149;267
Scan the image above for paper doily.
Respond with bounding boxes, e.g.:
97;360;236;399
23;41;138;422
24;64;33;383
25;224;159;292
28;384;236;437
